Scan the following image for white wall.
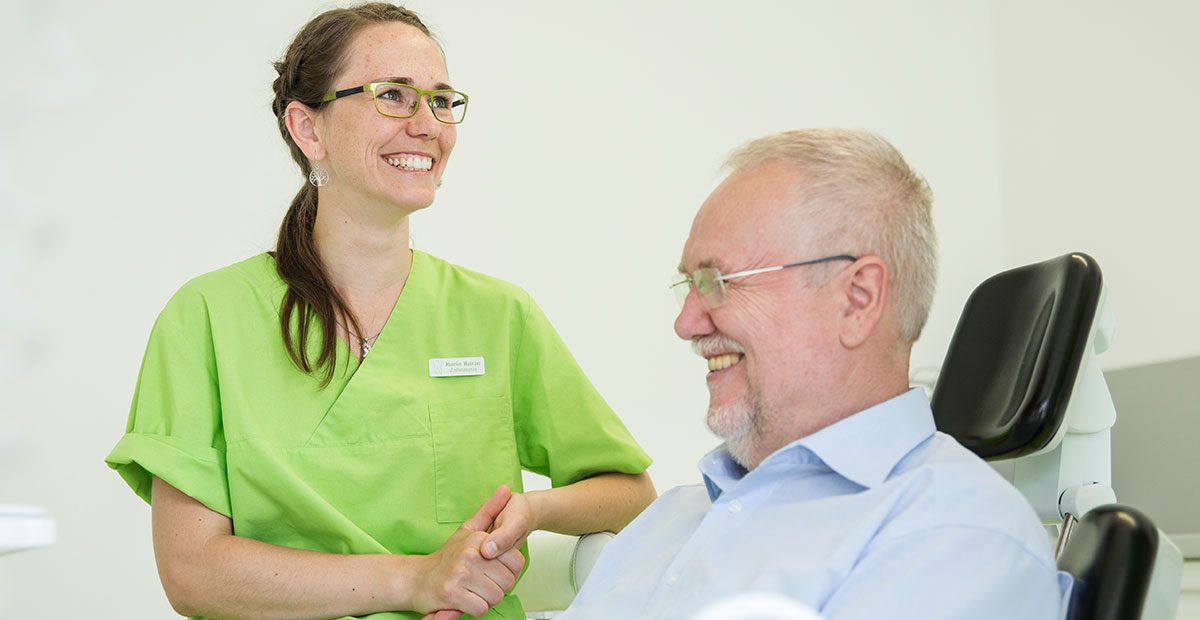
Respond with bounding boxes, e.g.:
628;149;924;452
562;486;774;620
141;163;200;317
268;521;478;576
992;0;1200;370
4;0;1189;617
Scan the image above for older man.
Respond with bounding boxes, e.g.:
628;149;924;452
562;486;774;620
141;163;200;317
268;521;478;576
559;130;1066;619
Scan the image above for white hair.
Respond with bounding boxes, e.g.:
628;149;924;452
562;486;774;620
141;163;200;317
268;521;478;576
724;129;937;343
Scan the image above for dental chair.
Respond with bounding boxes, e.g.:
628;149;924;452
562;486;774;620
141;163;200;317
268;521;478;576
513;530;614;619
931;252;1183;620
515;252;1184;619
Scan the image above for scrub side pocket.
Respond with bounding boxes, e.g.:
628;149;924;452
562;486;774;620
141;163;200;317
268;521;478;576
430;396;522;524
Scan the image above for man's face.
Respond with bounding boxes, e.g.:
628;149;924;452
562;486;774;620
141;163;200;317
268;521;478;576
674;163;843;466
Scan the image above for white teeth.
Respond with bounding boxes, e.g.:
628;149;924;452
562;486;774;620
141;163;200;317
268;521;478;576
707;353;743;372
386;155;433;171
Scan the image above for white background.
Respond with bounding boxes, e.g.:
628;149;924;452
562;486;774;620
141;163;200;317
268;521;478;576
1;1;1197;617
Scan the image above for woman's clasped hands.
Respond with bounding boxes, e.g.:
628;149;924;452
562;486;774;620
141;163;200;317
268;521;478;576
418;485;538;620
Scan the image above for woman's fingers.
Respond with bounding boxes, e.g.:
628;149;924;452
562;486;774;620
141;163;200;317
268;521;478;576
462;485;512;533
481;492;532;559
496;546;526;579
421;527;521;617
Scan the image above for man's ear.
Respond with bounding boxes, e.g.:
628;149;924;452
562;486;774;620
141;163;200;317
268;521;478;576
838;257;888;349
283;101;326;162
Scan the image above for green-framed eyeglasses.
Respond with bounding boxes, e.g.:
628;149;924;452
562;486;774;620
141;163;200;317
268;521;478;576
322;82;469;124
670;254;858;308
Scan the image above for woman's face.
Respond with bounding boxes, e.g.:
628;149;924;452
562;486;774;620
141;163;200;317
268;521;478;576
316;22;457;214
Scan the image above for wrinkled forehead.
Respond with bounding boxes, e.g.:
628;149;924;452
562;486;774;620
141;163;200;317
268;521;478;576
680;163;812;271
338;22;450;88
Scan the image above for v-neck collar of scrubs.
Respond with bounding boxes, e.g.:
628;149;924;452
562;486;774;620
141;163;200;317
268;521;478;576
320;251;434;428
346;249;423;370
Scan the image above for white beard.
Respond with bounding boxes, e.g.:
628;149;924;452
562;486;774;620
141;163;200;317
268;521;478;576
707;391;760;468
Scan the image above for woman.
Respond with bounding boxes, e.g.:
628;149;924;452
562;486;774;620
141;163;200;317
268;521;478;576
105;4;655;619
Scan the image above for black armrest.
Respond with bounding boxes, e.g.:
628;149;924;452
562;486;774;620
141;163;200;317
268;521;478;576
1058;504;1159;620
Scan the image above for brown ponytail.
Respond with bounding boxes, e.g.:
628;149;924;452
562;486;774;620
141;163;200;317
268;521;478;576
269;3;434;385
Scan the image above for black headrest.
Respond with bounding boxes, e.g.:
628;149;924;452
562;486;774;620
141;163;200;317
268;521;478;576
1058;504;1159;620
931;253;1103;459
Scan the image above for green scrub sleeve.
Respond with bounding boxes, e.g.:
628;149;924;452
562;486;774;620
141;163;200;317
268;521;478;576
105;298;232;517
510;297;651;487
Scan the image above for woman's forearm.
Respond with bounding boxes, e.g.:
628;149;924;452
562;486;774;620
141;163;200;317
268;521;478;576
152;476;422;619
152;476;522;620
161;533;422;620
527;472;656;535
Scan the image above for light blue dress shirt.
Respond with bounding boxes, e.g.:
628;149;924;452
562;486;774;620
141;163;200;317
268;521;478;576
560;389;1071;620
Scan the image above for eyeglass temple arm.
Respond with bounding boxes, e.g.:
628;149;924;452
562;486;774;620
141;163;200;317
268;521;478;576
720;255;858;282
323;85;369;103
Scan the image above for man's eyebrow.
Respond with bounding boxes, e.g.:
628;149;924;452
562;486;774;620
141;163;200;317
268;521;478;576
376;76;454;90
678;259;717;273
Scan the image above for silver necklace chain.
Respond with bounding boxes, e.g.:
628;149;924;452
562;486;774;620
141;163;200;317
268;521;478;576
338;321;384;359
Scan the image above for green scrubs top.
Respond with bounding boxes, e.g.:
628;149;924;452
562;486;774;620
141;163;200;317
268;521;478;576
106;251;652;620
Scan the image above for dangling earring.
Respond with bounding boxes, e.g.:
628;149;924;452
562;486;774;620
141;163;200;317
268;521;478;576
309;163;329;187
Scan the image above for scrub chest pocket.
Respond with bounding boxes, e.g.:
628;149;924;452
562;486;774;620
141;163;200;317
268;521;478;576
430;396;522;523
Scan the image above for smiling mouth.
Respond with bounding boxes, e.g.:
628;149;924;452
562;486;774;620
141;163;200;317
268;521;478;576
706;353;744;372
383;154;433;172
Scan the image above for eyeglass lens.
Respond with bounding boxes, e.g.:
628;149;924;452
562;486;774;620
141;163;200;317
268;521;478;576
672;268;724;308
373;84;467;123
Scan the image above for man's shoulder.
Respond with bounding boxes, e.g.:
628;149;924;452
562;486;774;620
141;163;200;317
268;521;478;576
891;431;1033;512
877;431;1053;560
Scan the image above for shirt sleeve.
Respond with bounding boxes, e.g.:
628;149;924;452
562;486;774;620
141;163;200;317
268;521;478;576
820;525;1067;620
510;296;652;487
104;289;231;517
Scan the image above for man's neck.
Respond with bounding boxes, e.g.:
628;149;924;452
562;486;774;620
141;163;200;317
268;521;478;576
743;353;912;470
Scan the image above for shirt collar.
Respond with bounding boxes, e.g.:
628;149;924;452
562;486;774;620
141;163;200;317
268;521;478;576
699;388;936;499
700;444;748;501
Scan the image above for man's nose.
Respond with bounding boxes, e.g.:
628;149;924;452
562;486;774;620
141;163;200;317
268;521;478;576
674;287;716;341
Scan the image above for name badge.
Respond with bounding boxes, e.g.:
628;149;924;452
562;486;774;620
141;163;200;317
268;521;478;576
429;357;486;377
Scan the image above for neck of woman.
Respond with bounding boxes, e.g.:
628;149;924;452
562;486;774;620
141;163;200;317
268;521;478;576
311;198;416;352
312;198;416;296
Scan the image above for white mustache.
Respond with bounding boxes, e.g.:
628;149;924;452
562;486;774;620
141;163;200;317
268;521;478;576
691;334;746;358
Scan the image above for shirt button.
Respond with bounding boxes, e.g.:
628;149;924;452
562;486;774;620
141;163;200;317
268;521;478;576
666;574;679;586
728;500;743;513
